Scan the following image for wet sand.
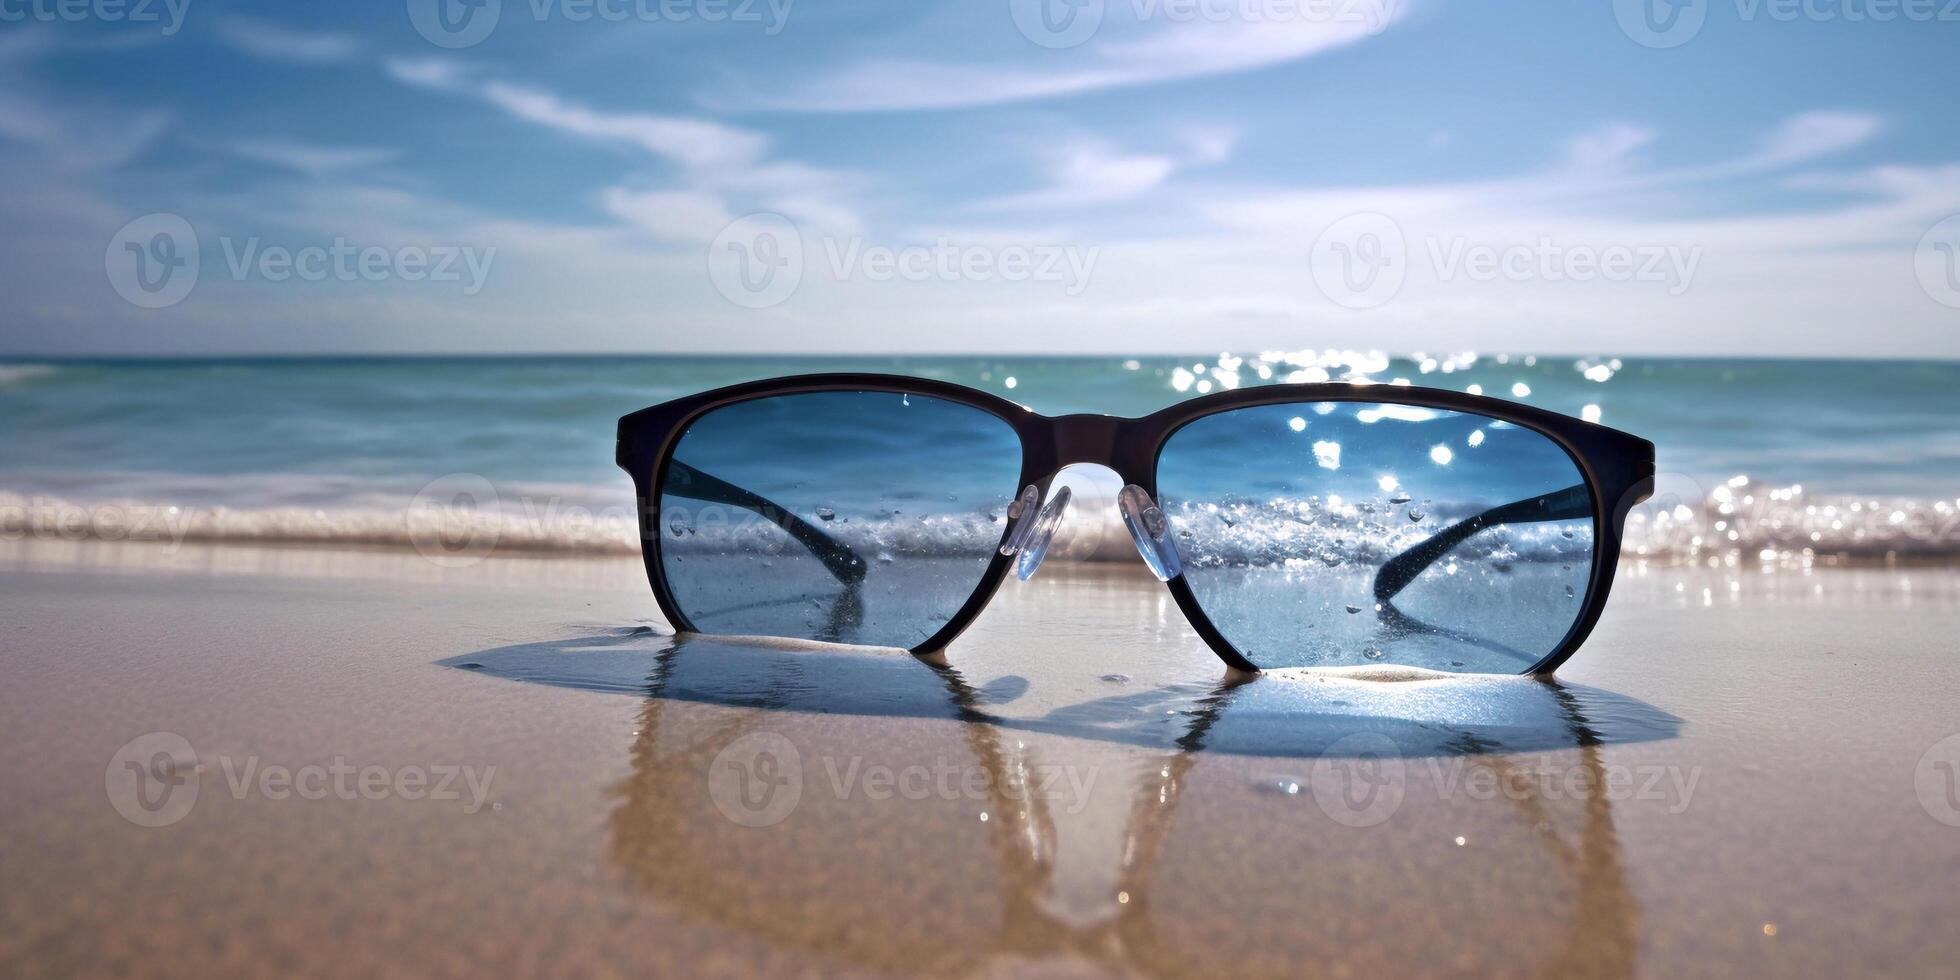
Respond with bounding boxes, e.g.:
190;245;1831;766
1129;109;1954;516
1;541;1957;978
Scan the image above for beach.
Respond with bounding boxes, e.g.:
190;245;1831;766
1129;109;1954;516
3;539;1956;978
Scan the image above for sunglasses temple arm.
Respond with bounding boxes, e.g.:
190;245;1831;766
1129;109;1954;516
663;459;869;584
1371;483;1593;603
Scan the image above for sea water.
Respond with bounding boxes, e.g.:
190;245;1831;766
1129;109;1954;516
1;353;1953;566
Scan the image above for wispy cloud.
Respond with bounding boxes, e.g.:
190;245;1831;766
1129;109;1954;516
227;140;399;176
0;39;168;172
715;7;1408;111
976;139;1179;209
479;82;767;170
386;58;863;236
388;59;764;170
599;188;735;243
216;17;359;65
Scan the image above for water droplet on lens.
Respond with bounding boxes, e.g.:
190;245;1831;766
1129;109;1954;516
1390;492;1411;504
876;551;895;564
816;507;837;521
1565;585;1576;597
1345;604;1362;614
1101;673;1130;683
1321;553;1344;567
667;514;688;536
1363;647;1385;660
1450;660;1464;667
1562;529;1576;539
1407;509;1426;523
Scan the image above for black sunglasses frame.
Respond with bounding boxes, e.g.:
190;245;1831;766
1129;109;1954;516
619;373;1654;675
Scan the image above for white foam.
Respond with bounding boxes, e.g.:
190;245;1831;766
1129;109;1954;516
0;363;57;386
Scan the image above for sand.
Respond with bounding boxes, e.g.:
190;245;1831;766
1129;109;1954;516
1;538;1957;978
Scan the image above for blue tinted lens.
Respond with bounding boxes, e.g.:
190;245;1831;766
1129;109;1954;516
657;391;1022;649
1156;402;1595;673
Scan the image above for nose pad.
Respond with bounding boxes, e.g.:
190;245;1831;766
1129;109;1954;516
999;485;1042;556
1118;485;1183;581
1015;486;1072;581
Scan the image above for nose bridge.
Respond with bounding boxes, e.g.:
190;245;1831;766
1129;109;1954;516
1050;414;1123;469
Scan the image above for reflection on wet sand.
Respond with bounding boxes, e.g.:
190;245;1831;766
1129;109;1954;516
446;631;1679;977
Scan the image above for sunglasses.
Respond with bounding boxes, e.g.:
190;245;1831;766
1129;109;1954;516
617;374;1654;675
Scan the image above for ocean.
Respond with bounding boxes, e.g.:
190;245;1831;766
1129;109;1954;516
2;354;1955;564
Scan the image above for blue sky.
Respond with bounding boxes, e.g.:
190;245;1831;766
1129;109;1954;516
2;0;1957;355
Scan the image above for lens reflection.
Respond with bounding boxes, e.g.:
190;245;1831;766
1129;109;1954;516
658;391;1022;649
1156;402;1595;672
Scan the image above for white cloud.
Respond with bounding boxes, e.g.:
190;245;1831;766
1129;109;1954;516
386;59;865;240
1181;125;1239;166
215;17;360;64
388;59;765;171
478;82;768;171
977;139;1178;210
0;48;169;172
228;140;399;176
383;57;461;89
718;7;1408;111
601;188;734;242
1746;111;1881;170
1559;123;1654;174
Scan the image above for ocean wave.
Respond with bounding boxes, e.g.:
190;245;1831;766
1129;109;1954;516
2;479;1955;566
0;490;640;558
0;363;57;386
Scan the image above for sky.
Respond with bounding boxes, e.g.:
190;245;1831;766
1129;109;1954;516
1;0;1957;357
